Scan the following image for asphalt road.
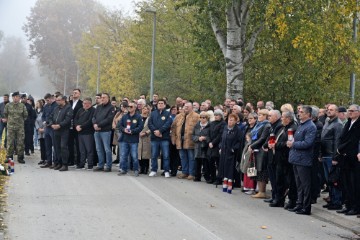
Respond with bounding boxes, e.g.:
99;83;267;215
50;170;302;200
4;152;358;240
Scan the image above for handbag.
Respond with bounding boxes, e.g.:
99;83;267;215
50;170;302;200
247;153;257;177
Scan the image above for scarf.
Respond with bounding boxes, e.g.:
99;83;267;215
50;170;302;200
251;120;268;141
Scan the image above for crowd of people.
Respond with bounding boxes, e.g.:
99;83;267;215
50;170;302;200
0;90;359;217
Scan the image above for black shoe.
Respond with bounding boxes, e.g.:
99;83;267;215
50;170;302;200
112;159;119;164
284;202;296;210
18;159;25;164
76;165;85;170
345;209;359;216
59;165;68;171
161;171;165;176
327;204;342;210
25;152;30;156
193;178;201;182
264;198;273;203
269;201;284;207
323;203;331;208
54;164;62;170
311;199;317;204
288;205;302;212
93;167;104;172
336;207;350;214
31;150;35;154
206;180;215;184
38;160;45;165
40;163;52;168
295;209;311;215
104;168;111;172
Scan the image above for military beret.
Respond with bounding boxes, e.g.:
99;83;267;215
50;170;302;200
12;91;20;97
21;94;27;99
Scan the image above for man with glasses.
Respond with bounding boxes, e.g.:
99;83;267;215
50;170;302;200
148;99;172;177
3;92;28;163
92;93;115;172
49;95;73;171
287;105;316;215
335;104;360;215
117;102;143;176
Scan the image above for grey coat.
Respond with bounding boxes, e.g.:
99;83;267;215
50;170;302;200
192;121;210;159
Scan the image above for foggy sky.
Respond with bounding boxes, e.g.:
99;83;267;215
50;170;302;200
0;0;139;98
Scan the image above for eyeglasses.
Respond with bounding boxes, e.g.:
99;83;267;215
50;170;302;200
347;109;359;112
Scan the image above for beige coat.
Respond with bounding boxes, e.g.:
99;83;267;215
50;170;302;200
171;111;200;149
138;117;151;159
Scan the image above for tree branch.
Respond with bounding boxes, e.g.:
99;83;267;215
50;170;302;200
208;0;227;57
243;22;264;64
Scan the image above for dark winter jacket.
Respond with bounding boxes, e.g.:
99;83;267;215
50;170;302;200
289;119;316;167
117;112;144;143
92;102;115;132
148;109;172;141
208;120;226;158
74;107;95;135
337;117;360;168
49;103;73;131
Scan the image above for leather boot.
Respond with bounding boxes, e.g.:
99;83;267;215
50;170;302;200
59;165;68;171
54;164;62;170
17;155;25;164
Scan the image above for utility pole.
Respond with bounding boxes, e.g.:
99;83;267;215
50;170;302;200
350;0;358;104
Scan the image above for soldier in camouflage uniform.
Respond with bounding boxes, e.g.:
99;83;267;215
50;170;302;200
3;92;28;163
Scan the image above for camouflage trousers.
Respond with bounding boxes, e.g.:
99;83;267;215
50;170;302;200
6;127;25;159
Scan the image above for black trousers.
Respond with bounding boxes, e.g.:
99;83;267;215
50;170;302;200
39;138;46;160
341;163;360;211
208;156;219;182
268;162;277;200
68;129;80;166
24;124;34;153
293;164;312;212
169;143;179;175
78;134;95;167
54;130;69;165
195;157;209;181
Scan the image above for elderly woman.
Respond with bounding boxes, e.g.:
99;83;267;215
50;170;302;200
192;111;211;182
138;105;152;174
35;99;46;164
208;109;226;184
248;109;271;198
218;113;242;194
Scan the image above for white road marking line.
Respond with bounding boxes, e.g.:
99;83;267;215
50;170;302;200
129;177;223;240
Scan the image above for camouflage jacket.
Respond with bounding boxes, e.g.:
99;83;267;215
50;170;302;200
4;102;28;129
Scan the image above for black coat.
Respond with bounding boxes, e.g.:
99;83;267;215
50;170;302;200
49;104;73;131
92;102;115;132
263;119;283;165
208;120;226;159
337;118;360;168
218;125;242;180
273;122;298;165
250;121;271;171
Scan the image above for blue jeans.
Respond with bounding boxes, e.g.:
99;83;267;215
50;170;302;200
179;149;195;176
120;142;139;172
323;157;342;205
150;140;170;172
94;131;112;169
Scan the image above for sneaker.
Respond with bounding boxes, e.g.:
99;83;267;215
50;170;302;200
149;171;157;177
165;172;170;178
117;170;127;176
134;171;139;177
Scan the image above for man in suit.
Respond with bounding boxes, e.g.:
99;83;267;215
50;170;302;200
335;104;360;216
68;88;83;167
